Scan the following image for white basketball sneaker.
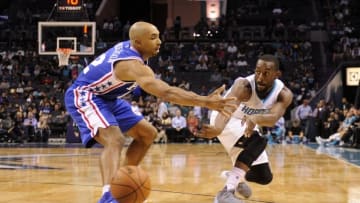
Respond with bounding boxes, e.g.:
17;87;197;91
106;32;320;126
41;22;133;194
220;170;252;198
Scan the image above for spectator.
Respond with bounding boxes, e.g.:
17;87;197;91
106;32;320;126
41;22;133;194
267;117;286;144
153;111;172;144
287;119;305;144
186;110;200;142
295;98;313;138
156;98;168;119
312;99;330;138
130;100;142;116
23;112;38;142
166;109;190;142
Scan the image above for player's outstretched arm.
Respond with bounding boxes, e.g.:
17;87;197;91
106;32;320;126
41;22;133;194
115;60;237;117
197;78;250;138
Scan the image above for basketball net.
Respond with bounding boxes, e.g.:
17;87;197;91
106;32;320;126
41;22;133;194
57;48;73;66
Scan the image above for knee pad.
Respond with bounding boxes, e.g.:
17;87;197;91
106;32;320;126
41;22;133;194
245;163;273;185
236;131;268;167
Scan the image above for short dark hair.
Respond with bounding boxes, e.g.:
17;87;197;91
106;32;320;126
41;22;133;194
259;54;279;70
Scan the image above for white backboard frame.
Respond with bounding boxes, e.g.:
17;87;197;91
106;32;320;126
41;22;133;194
38;21;96;55
57;37;77;52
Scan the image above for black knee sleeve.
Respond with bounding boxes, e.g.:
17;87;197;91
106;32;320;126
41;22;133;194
245;163;273;185
236;131;268;167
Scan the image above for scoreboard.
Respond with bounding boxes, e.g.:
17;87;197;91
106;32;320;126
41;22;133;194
57;0;83;12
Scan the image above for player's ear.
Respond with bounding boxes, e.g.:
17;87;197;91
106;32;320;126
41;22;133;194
134;38;142;47
275;70;282;78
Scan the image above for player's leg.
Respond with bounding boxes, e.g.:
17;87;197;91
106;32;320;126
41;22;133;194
125;119;157;165
245;162;273;185
65;90;122;203
111;99;157;166
217;131;267;202
214;117;247;203
94;126;125;198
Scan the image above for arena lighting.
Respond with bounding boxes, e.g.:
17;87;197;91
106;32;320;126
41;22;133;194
206;0;220;20
193;32;201;38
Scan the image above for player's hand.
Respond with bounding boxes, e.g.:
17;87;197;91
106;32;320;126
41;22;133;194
195;124;221;139
241;115;256;137
206;85;237;118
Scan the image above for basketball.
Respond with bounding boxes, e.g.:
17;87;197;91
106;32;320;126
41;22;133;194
110;165;151;203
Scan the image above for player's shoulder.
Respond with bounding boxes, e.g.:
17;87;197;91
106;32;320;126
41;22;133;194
230;77;251;99
280;85;293;97
234;77;250;88
278;85;293;104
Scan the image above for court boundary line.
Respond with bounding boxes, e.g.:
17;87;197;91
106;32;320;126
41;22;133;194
304;144;360;169
0;153;100;159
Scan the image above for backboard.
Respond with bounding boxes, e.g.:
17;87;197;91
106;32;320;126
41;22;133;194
38;21;96;55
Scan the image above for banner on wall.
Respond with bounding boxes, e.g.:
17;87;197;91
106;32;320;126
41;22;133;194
346;67;360;86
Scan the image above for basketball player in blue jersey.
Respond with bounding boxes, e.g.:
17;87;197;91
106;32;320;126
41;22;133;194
64;21;236;203
196;55;293;203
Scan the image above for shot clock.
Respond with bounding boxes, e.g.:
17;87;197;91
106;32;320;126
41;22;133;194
57;0;83;12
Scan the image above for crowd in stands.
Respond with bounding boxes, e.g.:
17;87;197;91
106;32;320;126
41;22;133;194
325;0;360;66
0;0;358;148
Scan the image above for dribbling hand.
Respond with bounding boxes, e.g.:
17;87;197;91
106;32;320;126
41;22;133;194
195;124;221;139
241;115;256;137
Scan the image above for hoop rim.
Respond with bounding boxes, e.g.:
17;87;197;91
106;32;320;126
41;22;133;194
57;48;74;54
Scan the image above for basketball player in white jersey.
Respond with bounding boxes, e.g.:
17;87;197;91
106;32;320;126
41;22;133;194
64;21;236;203
197;55;293;203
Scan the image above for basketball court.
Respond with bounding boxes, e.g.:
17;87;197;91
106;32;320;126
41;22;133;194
0;143;359;203
2;1;357;203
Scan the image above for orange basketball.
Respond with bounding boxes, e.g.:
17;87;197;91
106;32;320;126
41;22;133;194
110;165;151;203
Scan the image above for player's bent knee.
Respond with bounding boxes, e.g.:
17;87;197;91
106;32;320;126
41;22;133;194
147;126;158;141
245;163;273;185
137;125;158;145
128;120;157;144
253;171;273;185
246;173;273;185
97;126;125;147
261;173;273;185
236;132;268;167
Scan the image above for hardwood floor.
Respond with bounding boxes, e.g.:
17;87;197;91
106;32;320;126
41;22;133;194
0;143;359;203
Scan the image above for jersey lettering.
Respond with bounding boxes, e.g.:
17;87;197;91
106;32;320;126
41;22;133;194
241;105;270;115
70;40;143;100
91;53;106;67
83;53;106;74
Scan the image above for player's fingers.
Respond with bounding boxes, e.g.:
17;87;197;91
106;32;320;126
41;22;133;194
213;84;225;94
223;96;237;101
224;103;237;112
241;116;246;125
196;129;206;137
202;124;211;128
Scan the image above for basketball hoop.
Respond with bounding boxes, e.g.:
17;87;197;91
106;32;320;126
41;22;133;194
56;48;73;66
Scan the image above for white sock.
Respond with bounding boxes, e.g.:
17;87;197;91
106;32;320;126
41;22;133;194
102;184;110;194
225;167;246;191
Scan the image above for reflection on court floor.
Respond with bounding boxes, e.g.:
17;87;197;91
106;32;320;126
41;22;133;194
0;143;359;203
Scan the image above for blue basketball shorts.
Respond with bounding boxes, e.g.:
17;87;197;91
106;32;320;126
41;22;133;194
64;88;143;147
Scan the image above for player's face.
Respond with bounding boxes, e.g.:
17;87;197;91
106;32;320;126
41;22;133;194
254;59;279;92
140;25;161;58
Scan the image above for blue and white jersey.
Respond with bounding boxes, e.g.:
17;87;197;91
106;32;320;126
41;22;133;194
231;74;284;119
70;40;143;100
